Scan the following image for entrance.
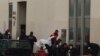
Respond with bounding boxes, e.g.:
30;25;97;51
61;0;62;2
17;1;27;36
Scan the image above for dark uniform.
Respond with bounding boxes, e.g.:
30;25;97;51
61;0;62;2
28;32;37;54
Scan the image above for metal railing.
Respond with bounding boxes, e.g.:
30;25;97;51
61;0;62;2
0;39;31;50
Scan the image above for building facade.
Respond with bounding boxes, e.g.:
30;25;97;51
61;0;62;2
8;0;69;42
0;0;100;45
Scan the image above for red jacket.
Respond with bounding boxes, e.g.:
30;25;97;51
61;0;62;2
37;49;47;56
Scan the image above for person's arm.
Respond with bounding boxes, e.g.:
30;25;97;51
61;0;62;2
34;36;37;42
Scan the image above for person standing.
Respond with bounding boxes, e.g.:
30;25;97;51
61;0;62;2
60;43;69;56
19;29;27;40
3;29;12;39
28;32;37;54
0;32;3;39
50;30;59;43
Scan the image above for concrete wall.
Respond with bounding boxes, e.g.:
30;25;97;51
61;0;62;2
1;0;100;45
0;0;8;33
9;0;69;41
90;0;100;45
0;0;99;46
26;0;69;42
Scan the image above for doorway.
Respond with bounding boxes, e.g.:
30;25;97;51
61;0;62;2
17;1;27;36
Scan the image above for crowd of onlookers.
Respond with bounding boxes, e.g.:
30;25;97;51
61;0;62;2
36;30;100;56
0;29;12;39
0;29;100;56
0;29;37;55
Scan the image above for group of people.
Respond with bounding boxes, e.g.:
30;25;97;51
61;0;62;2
18;29;63;56
0;29;37;55
18;30;37;54
44;30;69;56
0;29;12;39
37;29;100;56
0;29;99;56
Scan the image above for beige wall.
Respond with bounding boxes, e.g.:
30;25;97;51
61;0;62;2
26;0;69;42
9;0;69;41
1;0;100;45
90;0;100;45
0;0;8;33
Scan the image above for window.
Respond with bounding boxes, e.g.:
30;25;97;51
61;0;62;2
69;0;90;43
9;3;13;19
9;3;13;33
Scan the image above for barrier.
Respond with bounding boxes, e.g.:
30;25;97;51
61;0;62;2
0;39;31;56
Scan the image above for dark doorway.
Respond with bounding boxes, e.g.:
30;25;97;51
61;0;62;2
20;24;26;33
17;1;27;36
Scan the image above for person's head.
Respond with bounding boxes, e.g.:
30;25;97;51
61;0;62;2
54;30;59;37
5;29;10;35
62;43;68;47
69;44;73;49
57;39;62;43
54;33;58;38
6;29;10;32
30;32;33;36
55;29;59;33
8;32;11;35
50;29;59;37
56;39;62;45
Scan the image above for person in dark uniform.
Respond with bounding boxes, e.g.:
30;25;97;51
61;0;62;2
0;32;3;39
50;30;59;42
87;43;100;56
60;43;69;56
19;29;27;40
45;44;52;56
28;32;37;54
4;29;12;39
52;39;62;56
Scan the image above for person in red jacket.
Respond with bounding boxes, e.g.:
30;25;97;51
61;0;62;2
50;30;59;42
50;30;59;37
37;47;47;56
